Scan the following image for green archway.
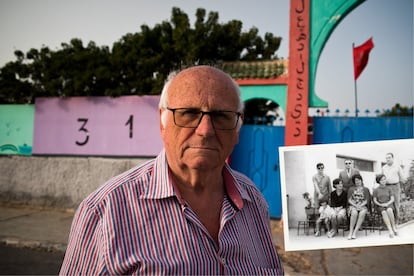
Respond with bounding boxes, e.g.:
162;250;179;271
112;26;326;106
240;85;287;113
309;0;366;107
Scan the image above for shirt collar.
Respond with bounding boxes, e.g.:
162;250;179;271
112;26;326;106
143;150;249;210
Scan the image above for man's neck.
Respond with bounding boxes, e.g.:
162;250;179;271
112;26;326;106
171;167;225;245
170;165;225;205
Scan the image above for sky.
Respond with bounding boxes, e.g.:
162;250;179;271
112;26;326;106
0;0;412;115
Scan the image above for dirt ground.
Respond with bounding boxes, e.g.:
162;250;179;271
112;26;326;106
270;220;413;275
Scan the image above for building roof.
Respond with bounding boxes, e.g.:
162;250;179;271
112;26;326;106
221;59;288;80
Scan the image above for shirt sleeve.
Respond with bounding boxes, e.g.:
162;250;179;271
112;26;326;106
59;201;107;275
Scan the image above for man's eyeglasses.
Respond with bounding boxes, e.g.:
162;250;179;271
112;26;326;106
166;108;242;130
345;162;352;165
317;166;324;170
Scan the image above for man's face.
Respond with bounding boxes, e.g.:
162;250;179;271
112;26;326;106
386;154;394;165
160;67;242;171
317;164;324;174
345;160;352;169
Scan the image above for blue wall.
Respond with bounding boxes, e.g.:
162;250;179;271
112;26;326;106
312;117;413;143
231;125;285;218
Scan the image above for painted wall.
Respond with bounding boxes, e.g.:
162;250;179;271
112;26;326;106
312;117;414;143
240;84;287;121
0;105;34;155
33;96;162;156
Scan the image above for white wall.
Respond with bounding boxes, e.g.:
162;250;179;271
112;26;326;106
0;155;150;209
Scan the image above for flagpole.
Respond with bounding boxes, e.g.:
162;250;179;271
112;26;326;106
353;42;358;117
354;78;358;117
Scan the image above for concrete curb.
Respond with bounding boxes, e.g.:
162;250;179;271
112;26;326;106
0;237;67;253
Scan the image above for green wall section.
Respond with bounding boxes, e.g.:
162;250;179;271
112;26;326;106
0;105;34;155
309;0;365;107
240;85;287;113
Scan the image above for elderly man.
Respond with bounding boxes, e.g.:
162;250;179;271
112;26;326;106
60;66;283;275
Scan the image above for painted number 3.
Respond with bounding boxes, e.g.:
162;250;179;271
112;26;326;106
75;115;134;146
75;118;89;146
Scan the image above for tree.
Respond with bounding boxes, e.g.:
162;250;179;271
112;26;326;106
0;7;283;103
380;103;414;117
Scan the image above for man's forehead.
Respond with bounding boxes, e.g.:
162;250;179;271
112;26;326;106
168;70;238;105
170;69;233;90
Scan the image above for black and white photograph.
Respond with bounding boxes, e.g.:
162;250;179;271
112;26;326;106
279;138;414;251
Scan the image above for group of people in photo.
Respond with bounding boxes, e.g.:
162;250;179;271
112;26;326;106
307;152;413;240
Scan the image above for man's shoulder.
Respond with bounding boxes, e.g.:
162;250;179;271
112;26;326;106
229;169;256;190
83;159;156;207
227;168;264;200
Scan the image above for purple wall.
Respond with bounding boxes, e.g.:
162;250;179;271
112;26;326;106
33;96;163;156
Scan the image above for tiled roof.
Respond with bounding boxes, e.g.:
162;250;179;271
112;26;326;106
221;59;287;80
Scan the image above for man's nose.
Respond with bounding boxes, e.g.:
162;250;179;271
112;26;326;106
195;113;215;135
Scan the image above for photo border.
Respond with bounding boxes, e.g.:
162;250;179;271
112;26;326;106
279;138;414;251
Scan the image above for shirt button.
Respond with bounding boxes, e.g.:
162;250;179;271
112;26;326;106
221;258;226;265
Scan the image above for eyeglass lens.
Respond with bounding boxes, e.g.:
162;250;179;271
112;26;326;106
171;108;239;130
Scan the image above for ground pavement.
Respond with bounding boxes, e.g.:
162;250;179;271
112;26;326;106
0;204;412;275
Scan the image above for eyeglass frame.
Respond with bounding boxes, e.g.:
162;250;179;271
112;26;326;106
165;107;242;130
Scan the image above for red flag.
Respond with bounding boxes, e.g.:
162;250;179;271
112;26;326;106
353;37;374;80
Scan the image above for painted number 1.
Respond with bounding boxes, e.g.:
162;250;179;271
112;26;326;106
125;115;133;139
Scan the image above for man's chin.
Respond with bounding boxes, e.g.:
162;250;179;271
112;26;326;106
186;154;221;169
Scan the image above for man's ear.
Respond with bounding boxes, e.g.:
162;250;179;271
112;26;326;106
159;109;165;131
160;109;168;130
236;113;244;131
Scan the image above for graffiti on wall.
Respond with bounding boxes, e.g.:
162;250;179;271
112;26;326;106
0;105;34;155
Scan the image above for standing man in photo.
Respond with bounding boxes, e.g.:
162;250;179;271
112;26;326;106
312;163;332;208
382;152;406;224
339;159;360;193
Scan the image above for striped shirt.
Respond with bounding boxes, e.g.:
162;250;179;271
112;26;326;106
60;150;283;275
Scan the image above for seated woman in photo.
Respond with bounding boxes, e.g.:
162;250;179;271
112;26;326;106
373;174;398;238
347;174;371;240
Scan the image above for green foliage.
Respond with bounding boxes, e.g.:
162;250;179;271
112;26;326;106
379;103;414;117
0;7;283;103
